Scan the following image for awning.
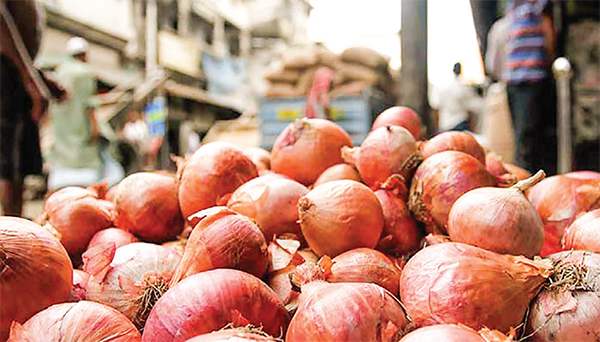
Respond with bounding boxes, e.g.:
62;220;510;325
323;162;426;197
164;80;242;120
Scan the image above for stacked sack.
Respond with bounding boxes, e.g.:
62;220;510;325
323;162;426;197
331;47;395;98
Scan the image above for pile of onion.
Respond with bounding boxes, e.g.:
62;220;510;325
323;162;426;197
408;151;497;234
87;227;139;251
227;176;309;242
0;217;73;340
375;175;423;256
69;269;90;302
447;170;545;257
177;141;258;221
113;172;184;243
371;106;423;141
271;118;353;186
83;242;181;330
526;250;600;341
313;163;362;187
400;242;552;332
527;175;600;256
298;180;384;257
185;328;279;342
399;324;514;342
142;269;289;341
243;147;271;173
39;185;116;262
562;209;600;252
286;280;409;341
170;207;269;285
342;125;418;189
8;301;141;341
420;131;486;165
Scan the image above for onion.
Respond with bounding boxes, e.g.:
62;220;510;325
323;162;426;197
562;209;600;252
527;175;600;256
178;141;258;221
399;324;514;342
313;163;362;187
375;175;423;256
271;118;353;186
243;147;271;172
371;106;423;141
0;217;73;340
8;301;141;341
503;163;532;181
526;251;600;342
40;186;116;262
408;151;497;234
170;207;269;285
83;242;181;331
106;183;119;202
342;125;418;189
485;151;518;186
420;131;486;165
286;281;409;342
69;269;90;302
142;269;289;341
565;170;600;180
184;329;279;342
87;228;139;251
400;242;552;332
227;176;309;242
447;170;545;257
113;172;184;243
298;180;384;257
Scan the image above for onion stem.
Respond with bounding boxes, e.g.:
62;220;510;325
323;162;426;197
512;170;546;192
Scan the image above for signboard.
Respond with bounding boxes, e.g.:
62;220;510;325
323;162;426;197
145;96;167;137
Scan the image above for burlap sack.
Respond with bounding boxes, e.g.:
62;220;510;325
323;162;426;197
330;81;370;96
334;62;380;86
265;82;300;98
316;49;340;70
481;83;515;163
281;48;319;70
295;66;318;96
340;47;389;70
264;67;301;84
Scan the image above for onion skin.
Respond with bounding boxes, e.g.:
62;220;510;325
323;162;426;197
227;176;309;242
87;228;139;251
142;269;289;342
170;207;269;285
298;180;384;257
243;147;271;172
271;118;353;186
421;131;486;165
562;209;600;252
114;172;184;243
503;163;532;181
527;175;600;256
371;106;423;141
0;217;73;341
178;141;258;221
8;301;141;341
69;269;90;302
447;171;545;257
399;324;513;342
313;163;362;187
485;152;518;186
400;242;552;332
526;251;600;342
342;125;417;189
184;329;279;341
42;186;116;261
286;281;409;342
408;151;497;234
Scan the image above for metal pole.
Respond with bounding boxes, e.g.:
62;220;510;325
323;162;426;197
552;57;573;174
146;0;158;78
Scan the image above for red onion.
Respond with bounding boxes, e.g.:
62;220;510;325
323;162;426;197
503;162;532;181
8;301;141;341
87;227;139;251
178;141;258;221
84;242;181;330
271;118;353;186
371;106;423;141
106;183;119;202
400;242;552;332
485;151;518;186
375;175;423;256
170;207;269;285
447;170;545;257
408;151;497;234
286;281;409;341
184;329;279;342
527;175;600;256
114;172;184;243
562;209;600;252
69;269;90;302
313;163;362;187
0;217;73;340
243;147;271;172
142;269;289;341
40;186;116;262
298;180;384;257
421;131;486;165
342;125;417;189
399;324;514;342
227;176;309;242
526;251;600;341
565;170;600;180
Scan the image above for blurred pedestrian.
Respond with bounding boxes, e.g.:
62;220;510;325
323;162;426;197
504;0;556;174
304;66;335;119
485;14;511;83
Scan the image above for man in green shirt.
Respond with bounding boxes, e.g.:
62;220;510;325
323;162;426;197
47;37;102;191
